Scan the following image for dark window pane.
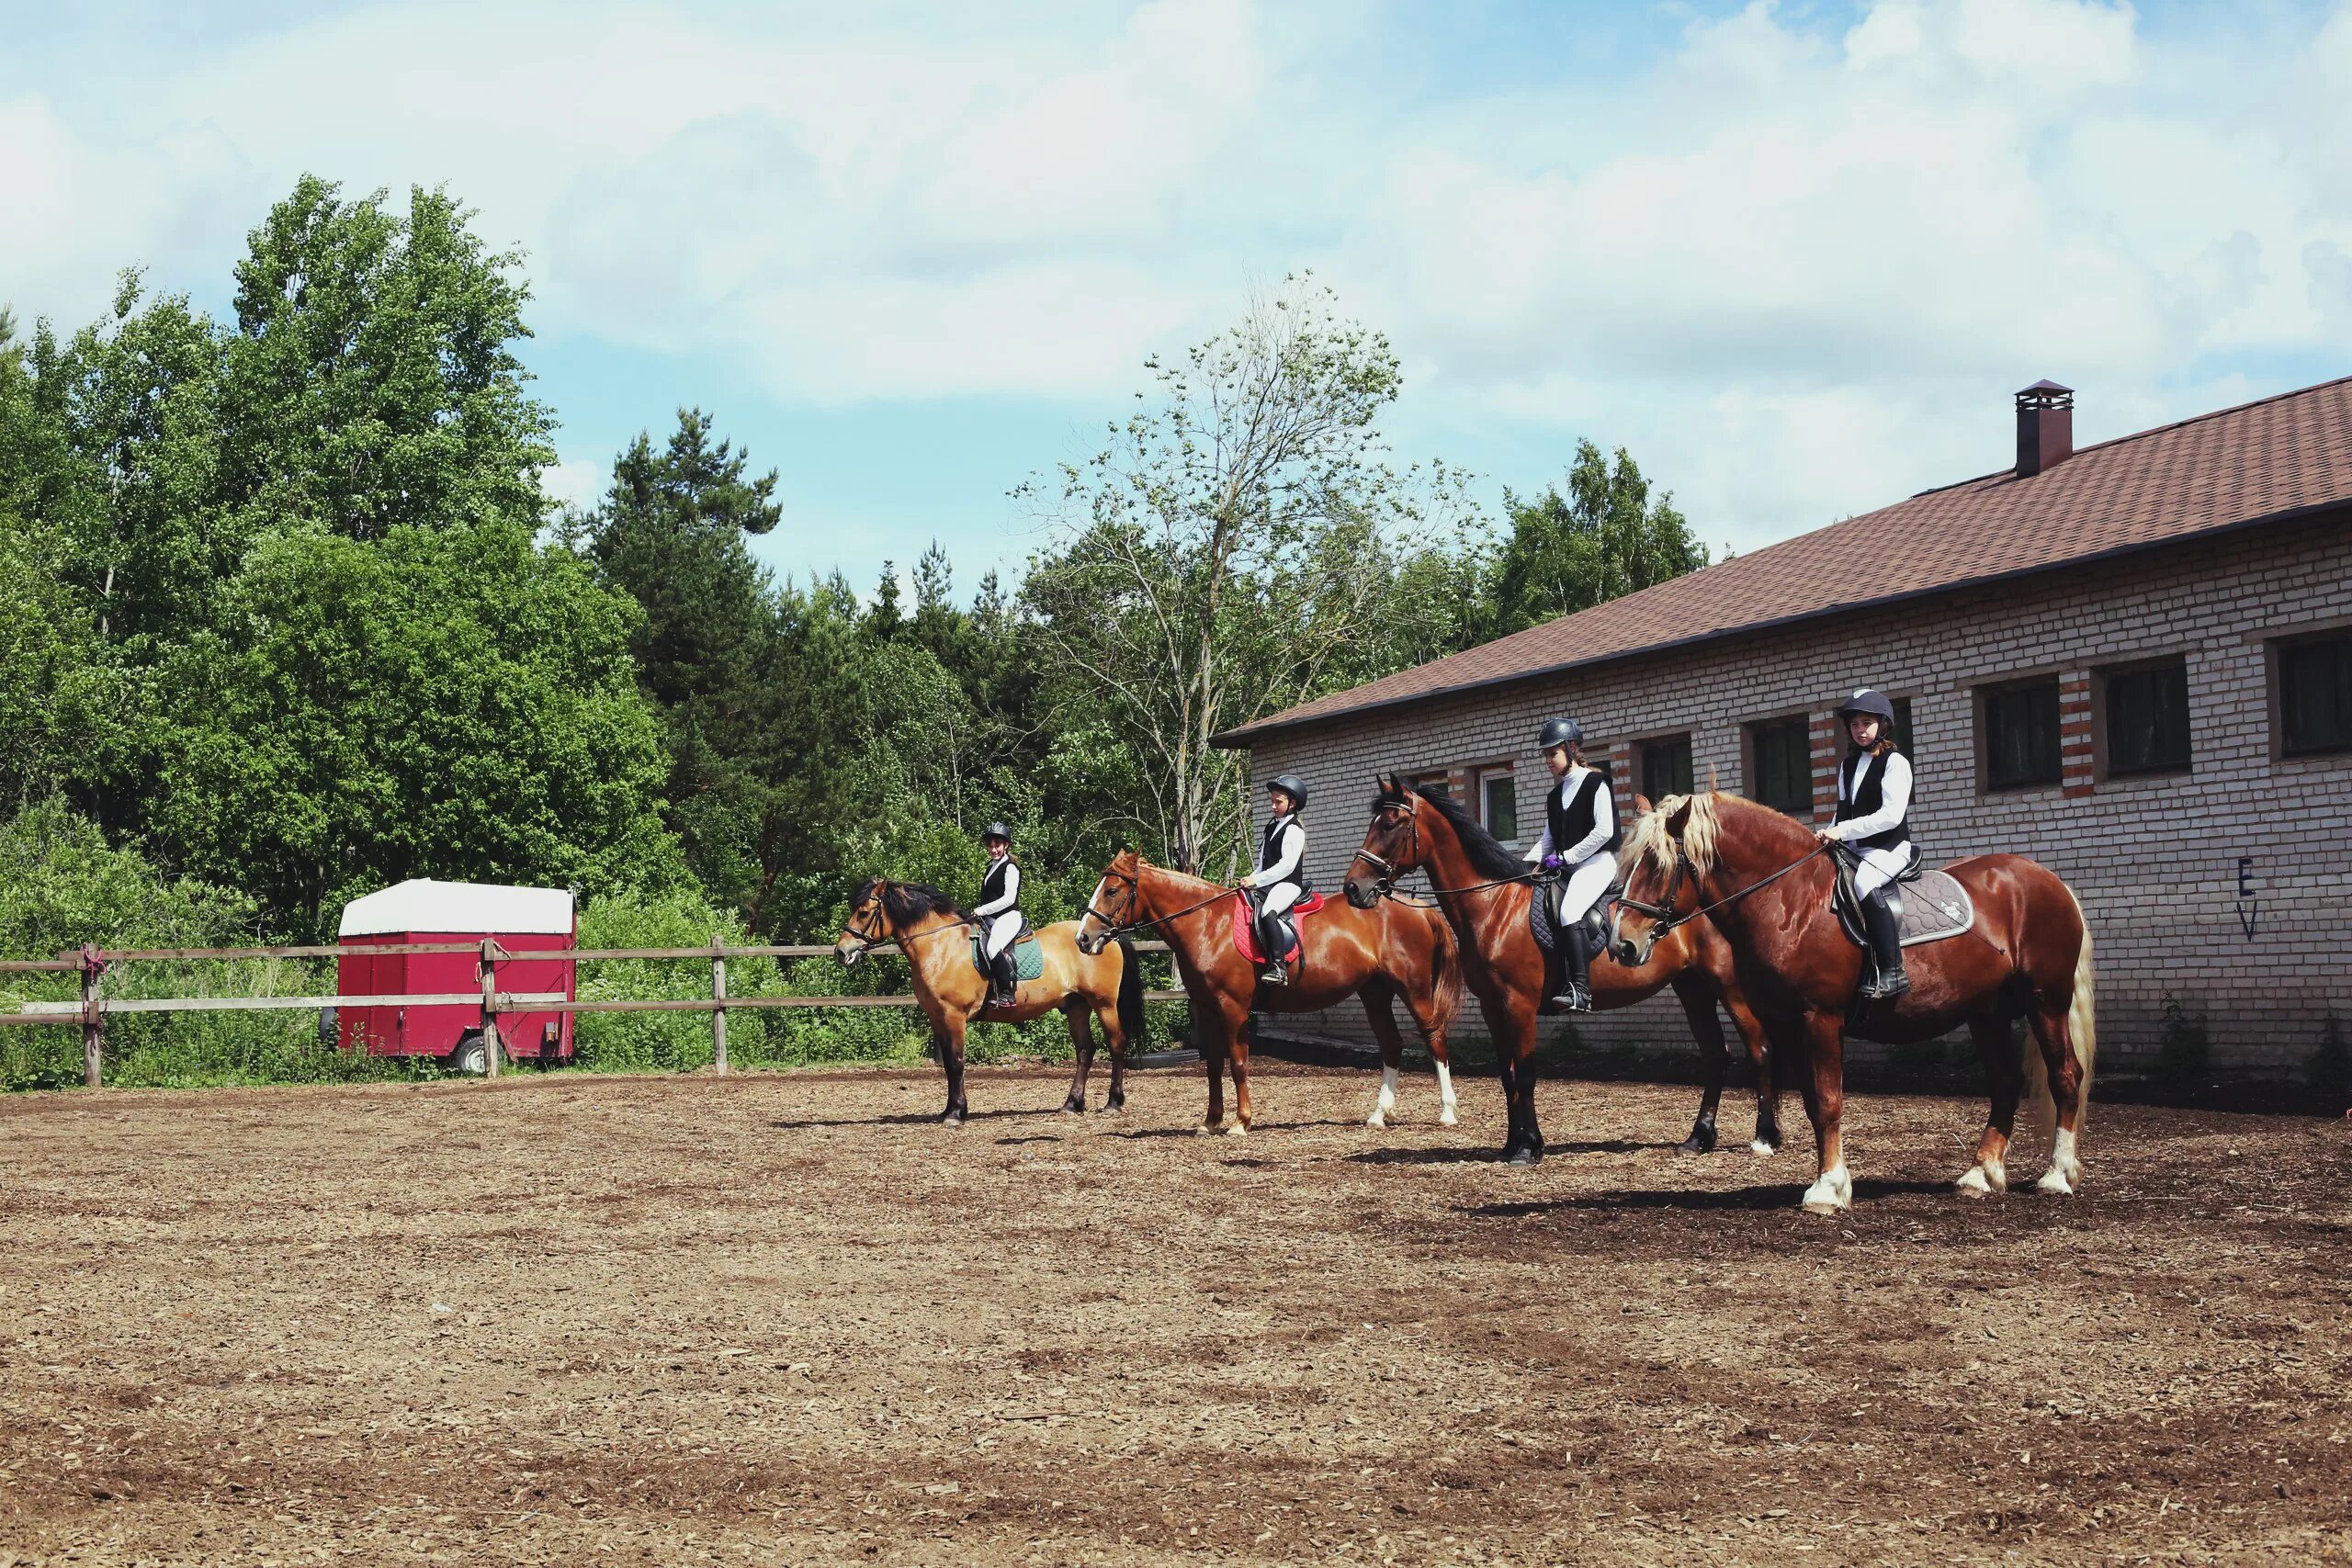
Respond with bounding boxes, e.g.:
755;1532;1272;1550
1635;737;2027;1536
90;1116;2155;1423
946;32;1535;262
1481;773;1518;840
2281;635;2352;756
1641;736;1693;801
2105;662;2191;775
1984;680;2061;789
1748;718;1813;814
1892;697;1915;756
1415;773;1453;800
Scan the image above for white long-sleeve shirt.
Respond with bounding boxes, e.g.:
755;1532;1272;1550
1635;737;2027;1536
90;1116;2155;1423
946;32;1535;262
1826;750;1914;842
1248;818;1306;887
1524;767;1616;865
971;861;1022;917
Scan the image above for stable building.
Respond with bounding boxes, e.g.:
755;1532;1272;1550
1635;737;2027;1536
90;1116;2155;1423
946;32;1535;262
1216;377;2352;1077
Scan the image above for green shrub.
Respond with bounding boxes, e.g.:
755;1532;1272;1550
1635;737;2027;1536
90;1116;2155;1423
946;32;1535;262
2153;992;2211;1083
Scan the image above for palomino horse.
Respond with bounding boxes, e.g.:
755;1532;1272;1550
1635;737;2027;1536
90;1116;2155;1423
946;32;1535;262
1610;793;2097;1215
1344;775;1781;1167
833;877;1145;1126
1076;850;1464;1135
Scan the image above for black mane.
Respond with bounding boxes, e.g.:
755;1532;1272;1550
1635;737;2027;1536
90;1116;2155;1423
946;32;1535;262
1403;775;1531;881
857;876;969;929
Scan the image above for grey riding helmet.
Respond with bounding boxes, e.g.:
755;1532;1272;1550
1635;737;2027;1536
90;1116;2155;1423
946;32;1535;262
1268;773;1309;809
1835;689;1898;727
1537;717;1583;750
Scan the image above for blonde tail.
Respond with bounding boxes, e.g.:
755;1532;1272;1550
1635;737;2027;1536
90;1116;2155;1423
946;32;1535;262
2064;895;2098;1138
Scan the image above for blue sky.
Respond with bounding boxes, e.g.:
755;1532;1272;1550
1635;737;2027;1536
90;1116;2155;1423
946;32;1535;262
6;0;2349;601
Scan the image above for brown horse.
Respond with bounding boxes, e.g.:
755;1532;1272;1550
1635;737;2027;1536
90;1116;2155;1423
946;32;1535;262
833;877;1145;1126
1343;774;1781;1167
1075;850;1463;1135
1609;792;2097;1214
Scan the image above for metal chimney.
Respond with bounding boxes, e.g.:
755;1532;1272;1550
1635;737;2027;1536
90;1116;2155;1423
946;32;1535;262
2016;379;2075;478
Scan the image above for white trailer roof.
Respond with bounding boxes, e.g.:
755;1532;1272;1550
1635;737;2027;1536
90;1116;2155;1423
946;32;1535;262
337;879;575;938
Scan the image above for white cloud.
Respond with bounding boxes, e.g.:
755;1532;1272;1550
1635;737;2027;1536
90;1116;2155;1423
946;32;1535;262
4;0;2349;558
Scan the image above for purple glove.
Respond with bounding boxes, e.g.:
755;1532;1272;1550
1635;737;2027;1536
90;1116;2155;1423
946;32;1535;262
1541;852;1565;872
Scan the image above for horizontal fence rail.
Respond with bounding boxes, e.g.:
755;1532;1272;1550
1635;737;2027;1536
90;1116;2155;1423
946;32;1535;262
1;938;1182;1086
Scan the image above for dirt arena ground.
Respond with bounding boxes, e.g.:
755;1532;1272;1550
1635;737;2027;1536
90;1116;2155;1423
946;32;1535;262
2;1063;2347;1566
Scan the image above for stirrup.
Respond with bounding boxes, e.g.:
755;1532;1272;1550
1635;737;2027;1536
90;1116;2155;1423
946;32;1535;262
1258;964;1288;985
1561;981;1593;1013
1858;968;1910;1001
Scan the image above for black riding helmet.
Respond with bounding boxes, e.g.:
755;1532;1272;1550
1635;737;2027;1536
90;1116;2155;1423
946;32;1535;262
1835;689;1898;727
1268;773;1309;810
1538;717;1583;750
980;821;1013;844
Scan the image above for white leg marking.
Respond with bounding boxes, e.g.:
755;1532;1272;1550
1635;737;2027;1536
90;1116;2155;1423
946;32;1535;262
2036;1128;2081;1195
1956;1160;2007;1198
1749;1137;1776;1156
1802;1163;1853;1216
1226;1121;1249;1137
1435;1061;1458;1127
1368;1066;1399;1129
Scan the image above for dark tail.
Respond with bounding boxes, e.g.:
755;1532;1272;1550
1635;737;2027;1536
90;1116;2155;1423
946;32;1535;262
1114;934;1148;1052
1427;907;1466;1037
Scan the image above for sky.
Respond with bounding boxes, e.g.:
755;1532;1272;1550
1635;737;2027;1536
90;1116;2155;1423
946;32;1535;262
5;0;2350;598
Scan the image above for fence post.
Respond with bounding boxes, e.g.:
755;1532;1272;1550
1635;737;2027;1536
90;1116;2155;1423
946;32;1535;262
79;944;104;1089
710;935;729;1076
479;937;503;1078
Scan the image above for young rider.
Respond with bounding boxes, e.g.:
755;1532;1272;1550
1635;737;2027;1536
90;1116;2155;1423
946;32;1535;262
1522;718;1620;1012
1817;689;1917;1000
973;822;1025;1007
1241;774;1310;986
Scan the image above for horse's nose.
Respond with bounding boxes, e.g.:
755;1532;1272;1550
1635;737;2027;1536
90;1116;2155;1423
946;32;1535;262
1613;938;1636;966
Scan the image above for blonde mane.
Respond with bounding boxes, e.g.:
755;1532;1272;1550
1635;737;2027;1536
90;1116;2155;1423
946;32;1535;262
1625;791;1726;877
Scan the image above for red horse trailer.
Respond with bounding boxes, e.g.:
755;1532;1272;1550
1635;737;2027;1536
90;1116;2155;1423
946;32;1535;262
335;880;576;1072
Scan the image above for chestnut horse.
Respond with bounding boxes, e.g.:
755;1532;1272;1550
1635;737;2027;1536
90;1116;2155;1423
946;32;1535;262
1076;850;1464;1135
833;877;1144;1126
1343;774;1780;1167
1610;793;2097;1214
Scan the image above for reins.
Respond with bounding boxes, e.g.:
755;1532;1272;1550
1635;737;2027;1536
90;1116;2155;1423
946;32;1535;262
1620;840;1830;938
1080;865;1242;943
1352;798;1553;905
841;897;981;962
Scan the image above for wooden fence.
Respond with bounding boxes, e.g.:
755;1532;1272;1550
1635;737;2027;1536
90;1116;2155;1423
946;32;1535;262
0;938;1182;1088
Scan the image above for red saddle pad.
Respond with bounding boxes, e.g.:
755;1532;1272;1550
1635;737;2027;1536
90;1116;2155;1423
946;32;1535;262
1230;891;1326;964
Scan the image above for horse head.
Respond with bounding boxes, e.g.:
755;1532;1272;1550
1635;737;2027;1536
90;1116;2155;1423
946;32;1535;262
1345;773;1422;908
1611;795;1707;968
833;876;894;967
1077;847;1144;955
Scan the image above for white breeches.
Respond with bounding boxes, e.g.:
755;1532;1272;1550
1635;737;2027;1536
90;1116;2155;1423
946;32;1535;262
1852;845;1918;900
1258;882;1302;918
1553;852;1618;924
983;912;1026;958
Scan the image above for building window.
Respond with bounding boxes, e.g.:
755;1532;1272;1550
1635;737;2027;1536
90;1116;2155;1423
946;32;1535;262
2101;659;2191;777
1476;765;1519;843
1640;734;1693;801
2278;631;2352;757
1982;678;2062;791
1891;696;1916;755
1410;770;1454;801
1746;716;1812;815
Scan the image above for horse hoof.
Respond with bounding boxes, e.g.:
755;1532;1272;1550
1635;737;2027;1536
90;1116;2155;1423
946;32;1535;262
1196;1123;1220;1137
1956;1163;2006;1198
1439;1110;1458;1128
940;1111;966;1128
1060;1102;1085;1117
1105;1096;1125;1113
2034;1168;2077;1197
1749;1139;1779;1157
1365;1112;1388;1130
1226;1122;1250;1138
1505;1145;1544;1168
1802;1198;1843;1217
1677;1126;1718;1156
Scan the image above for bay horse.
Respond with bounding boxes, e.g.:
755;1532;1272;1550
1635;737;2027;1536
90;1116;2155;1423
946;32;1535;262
1610;792;2097;1214
1343;774;1781;1167
1075;849;1464;1135
833;877;1145;1126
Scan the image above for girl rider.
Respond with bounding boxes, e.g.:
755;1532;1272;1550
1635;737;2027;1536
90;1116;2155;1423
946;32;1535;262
1523;718;1620;1012
1816;689;1917;1001
973;822;1025;1007
1241;774;1310;986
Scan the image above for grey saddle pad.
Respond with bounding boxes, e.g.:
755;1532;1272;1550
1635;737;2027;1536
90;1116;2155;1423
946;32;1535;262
1834;867;1976;950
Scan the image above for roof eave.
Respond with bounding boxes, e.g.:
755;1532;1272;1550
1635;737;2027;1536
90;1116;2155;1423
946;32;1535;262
1212;495;2351;748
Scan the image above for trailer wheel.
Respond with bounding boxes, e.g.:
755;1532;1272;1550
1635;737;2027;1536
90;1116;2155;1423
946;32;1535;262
447;1032;490;1077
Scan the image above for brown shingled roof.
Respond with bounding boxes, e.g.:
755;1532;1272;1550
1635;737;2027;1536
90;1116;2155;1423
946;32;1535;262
1217;374;2352;744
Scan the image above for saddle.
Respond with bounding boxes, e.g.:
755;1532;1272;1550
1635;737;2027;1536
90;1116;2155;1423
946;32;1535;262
1829;851;1974;953
1232;891;1325;965
969;925;1045;983
1531;873;1622;956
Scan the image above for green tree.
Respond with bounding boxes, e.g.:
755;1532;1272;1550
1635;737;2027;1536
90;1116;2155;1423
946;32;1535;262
153;520;681;929
220;175;555;541
1479;440;1708;641
1022;275;1479;872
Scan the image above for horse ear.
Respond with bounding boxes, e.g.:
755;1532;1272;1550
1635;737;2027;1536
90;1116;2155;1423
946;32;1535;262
1666;797;1693;837
1633;793;1654;815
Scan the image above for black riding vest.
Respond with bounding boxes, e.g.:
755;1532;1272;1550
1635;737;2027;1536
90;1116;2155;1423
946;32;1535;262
1546;771;1623;860
1834;750;1913;853
979;859;1020;912
1259;815;1312;894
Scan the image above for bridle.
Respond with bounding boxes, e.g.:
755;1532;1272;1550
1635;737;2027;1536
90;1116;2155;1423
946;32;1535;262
1081;862;1237;944
1616;836;1830;943
839;889;973;961
1353;796;1551;901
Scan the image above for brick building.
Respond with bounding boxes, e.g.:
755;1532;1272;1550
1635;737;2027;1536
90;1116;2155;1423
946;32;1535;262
1217;378;2352;1077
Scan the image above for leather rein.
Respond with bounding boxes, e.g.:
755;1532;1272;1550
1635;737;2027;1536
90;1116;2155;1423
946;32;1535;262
1351;796;1553;902
1081;864;1239;942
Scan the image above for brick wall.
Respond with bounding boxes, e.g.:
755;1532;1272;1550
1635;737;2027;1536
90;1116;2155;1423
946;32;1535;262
1238;514;2352;1077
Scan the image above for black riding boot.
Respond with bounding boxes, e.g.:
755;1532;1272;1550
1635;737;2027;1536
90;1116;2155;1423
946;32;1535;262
1256;913;1289;985
1560;922;1594;1012
990;946;1019;1008
1858;890;1910;1001
1542;912;1579;1014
